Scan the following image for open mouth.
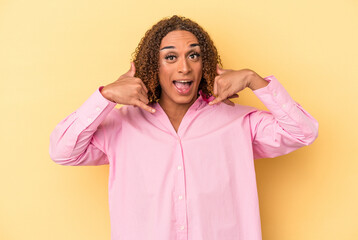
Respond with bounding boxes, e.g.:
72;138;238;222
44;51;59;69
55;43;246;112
173;80;193;95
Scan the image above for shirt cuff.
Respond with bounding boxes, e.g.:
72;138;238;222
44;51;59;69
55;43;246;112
76;87;117;130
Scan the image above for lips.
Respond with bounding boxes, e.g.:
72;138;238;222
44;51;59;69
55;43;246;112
173;80;193;95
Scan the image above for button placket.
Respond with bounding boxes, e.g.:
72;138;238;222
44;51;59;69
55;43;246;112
175;136;188;237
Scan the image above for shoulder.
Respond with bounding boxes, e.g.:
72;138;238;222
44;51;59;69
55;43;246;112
208;102;258;119
106;105;143;121
192;102;261;130
99;105;140;129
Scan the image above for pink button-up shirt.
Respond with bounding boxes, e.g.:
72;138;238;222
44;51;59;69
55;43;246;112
49;75;318;240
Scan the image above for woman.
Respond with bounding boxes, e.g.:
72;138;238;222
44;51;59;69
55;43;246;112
50;15;318;240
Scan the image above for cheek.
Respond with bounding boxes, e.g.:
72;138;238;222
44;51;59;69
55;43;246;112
195;64;203;78
158;69;170;88
159;64;173;80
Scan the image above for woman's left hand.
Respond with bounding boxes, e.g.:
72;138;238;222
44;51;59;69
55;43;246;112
209;65;268;106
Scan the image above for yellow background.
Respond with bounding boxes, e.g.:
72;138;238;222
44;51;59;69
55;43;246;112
1;0;357;239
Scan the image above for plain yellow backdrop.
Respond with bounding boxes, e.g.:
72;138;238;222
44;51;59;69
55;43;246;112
1;0;357;239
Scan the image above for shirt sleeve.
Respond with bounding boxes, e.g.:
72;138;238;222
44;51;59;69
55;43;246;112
49;87;117;166
249;75;319;159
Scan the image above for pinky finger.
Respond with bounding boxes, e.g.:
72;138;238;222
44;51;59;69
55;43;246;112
228;94;239;99
223;99;235;106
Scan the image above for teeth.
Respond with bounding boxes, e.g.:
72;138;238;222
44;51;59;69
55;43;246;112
175;80;191;83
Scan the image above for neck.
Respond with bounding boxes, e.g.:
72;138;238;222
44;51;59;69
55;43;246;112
158;95;199;132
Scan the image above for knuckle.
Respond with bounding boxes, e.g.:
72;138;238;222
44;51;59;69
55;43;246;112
134;88;141;95
243;69;255;76
142;105;151;112
137;102;145;109
135;84;142;91
136;102;143;108
216;78;225;86
130;98;138;105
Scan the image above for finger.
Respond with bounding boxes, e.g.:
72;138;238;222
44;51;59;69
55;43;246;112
137;83;148;99
134;99;156;113
209;95;225;105
223;99;235;106
140;88;149;100
227;94;239;99
139;81;148;93
124;62;136;77
137;92;149;105
213;78;218;96
216;64;225;75
129;62;136;76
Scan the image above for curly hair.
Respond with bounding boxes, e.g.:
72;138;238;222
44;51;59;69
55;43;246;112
132;15;222;103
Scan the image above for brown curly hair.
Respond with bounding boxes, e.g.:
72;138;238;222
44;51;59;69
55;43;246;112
132;15;222;103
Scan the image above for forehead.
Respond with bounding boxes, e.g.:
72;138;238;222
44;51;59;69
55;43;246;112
160;30;199;48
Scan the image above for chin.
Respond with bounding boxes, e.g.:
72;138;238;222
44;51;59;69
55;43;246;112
162;91;198;106
174;95;198;105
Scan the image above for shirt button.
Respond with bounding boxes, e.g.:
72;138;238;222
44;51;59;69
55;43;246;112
178;195;183;200
96;107;101;111
87;118;92;123
273;91;277;96
282;104;286;108
180;225;185;230
177;166;182;170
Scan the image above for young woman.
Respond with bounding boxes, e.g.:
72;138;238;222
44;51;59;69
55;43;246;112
50;15;318;240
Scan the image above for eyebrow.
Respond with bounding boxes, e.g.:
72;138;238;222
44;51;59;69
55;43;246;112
160;43;200;51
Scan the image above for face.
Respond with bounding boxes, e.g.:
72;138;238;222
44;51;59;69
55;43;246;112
158;30;203;107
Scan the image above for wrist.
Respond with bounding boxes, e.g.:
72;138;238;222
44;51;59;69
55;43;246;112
246;70;269;91
100;85;115;102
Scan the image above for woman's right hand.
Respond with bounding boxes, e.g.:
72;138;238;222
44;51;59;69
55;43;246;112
101;62;156;113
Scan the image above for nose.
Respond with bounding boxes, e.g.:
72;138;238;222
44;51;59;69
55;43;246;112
177;57;191;74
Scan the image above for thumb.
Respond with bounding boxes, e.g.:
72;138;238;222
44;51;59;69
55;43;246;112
126;62;136;77
216;64;225;75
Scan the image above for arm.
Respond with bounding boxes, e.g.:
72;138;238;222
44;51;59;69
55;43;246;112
49;62;155;166
49;88;117;166
209;66;318;159
249;75;318;159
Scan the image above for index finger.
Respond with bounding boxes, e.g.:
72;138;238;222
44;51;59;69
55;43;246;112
134;99;156;113
209;95;225;105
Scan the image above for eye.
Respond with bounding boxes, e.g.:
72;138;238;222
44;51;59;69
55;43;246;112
189;52;201;60
164;54;176;61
